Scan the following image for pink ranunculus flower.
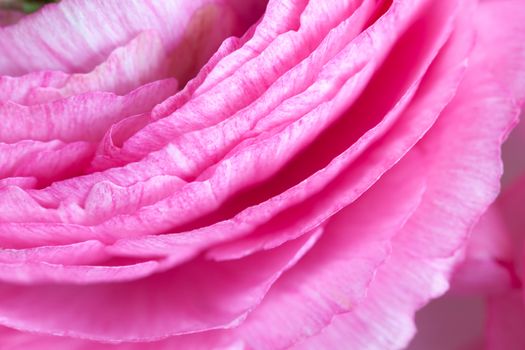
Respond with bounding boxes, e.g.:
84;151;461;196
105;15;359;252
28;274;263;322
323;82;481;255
0;0;523;349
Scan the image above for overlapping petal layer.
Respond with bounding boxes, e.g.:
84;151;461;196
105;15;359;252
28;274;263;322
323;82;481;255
0;0;524;348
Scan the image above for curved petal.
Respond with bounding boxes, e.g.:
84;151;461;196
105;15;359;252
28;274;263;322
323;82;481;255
0;240;108;265
215;149;425;349
0;228;320;341
293;0;523;346
0;0;458;252
107;0;468;263
100;0;371;168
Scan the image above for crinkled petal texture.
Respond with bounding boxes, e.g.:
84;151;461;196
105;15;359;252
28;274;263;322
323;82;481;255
0;0;524;349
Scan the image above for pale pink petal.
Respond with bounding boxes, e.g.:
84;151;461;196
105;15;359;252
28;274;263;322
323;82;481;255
27;31;173;102
0;71;67;104
0;0;264;76
0;31;173;105
451;113;525;295
451;204;517;294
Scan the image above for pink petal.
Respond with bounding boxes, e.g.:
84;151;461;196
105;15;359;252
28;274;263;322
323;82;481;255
0;240;108;265
0;71;68;104
0;259;162;285
0;145;423;348
26;31;173;102
471;0;525;105
0;0;456;253
0;141;95;187
107;0;466;263
0;229;320;341
216;149;426;349
100;0;373;167
451;204;517;295
0;79;178;143
294;0;523;346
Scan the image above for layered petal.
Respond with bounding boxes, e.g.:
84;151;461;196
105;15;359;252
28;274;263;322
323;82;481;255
294;0;523;347
485;292;525;350
0;228;321;341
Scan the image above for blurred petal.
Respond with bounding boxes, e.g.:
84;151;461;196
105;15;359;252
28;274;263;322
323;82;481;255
0;10;23;27
472;0;525;105
406;295;485;350
486;292;525;350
